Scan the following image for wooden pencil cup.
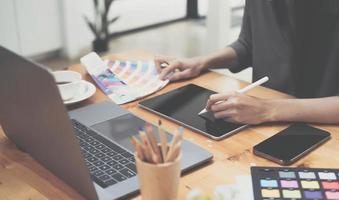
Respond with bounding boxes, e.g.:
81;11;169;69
135;152;182;200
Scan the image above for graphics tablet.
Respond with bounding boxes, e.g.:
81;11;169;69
138;84;247;140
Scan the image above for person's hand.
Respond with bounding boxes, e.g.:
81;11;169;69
206;92;273;124
154;55;205;81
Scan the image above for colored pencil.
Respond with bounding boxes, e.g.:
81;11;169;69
158;120;168;163
166;142;182;162
139;130;154;163
130;136;145;161
165;127;183;162
145;123;162;163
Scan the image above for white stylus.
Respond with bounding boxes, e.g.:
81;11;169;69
198;76;269;115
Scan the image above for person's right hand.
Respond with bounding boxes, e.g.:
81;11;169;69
154;55;206;81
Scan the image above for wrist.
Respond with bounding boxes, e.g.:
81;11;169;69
195;55;210;72
262;99;280;122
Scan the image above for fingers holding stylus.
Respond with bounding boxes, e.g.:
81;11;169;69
210;101;235;113
210;93;271;124
213;109;238;119
206;92;237;111
203;77;270;122
207;92;244;120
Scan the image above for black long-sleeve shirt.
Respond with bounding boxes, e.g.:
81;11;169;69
228;0;339;98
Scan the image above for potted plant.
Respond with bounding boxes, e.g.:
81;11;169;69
84;0;119;53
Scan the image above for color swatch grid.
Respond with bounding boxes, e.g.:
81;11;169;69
251;167;339;200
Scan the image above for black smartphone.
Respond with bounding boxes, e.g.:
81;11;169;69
253;123;331;165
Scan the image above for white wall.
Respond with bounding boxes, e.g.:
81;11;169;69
60;0;94;59
60;0;187;59
206;0;243;53
0;0;20;53
108;0;186;33
0;0;62;57
15;0;62;56
0;0;211;59
199;0;208;16
0;0;188;59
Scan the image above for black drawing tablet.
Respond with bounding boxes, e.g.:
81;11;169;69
138;84;246;140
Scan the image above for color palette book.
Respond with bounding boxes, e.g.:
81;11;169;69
108;59;168;97
80;52;169;104
90;69;137;104
81;52;138;104
251;166;339;200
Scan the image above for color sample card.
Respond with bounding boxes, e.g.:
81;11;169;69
251;166;339;200
90;69;137;105
81;52;169;104
108;60;168;98
81;53;138;104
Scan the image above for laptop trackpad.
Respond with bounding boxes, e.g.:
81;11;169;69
90;113;213;174
91;114;148;152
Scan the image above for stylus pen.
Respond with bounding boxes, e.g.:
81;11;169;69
198;76;269;115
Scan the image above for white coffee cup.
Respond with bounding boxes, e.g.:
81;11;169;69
52;71;82;101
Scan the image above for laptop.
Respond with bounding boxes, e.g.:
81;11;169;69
0;46;213;200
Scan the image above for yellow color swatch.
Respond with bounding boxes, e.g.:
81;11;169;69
261;189;280;198
282;190;302;198
301;180;320;189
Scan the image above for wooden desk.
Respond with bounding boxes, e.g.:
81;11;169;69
1;51;339;200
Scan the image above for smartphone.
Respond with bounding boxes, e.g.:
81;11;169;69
253;123;331;165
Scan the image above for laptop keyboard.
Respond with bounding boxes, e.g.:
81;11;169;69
71;119;137;188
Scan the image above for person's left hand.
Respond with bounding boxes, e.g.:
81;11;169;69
206;92;273;124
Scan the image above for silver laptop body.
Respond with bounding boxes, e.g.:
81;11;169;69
0;46;213;199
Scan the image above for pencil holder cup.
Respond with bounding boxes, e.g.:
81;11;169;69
135;152;182;200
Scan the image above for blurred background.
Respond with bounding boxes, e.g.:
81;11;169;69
0;0;251;81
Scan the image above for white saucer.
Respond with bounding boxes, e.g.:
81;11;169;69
64;80;96;105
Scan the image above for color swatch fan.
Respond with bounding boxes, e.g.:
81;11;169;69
108;59;168;96
80;52;169;104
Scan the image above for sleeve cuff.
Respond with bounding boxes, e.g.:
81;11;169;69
227;40;252;73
